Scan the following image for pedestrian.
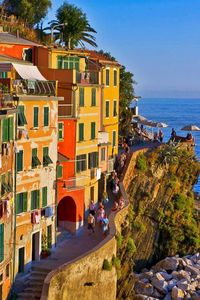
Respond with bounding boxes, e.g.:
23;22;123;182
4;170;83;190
158;129;164;143
101;214;109;237
87;213;95;233
171;128;176;139
88;200;96;216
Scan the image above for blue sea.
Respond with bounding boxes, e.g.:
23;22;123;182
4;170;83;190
132;98;200;193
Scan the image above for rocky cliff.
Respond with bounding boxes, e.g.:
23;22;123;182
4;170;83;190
117;143;200;299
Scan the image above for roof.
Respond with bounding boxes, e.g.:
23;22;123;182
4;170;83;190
0;32;40;46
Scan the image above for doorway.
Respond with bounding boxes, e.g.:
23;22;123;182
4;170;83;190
32;232;40;261
18;247;25;273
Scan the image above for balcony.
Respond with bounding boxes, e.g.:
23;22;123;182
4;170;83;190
12;79;56;96
98;131;109;145
76;71;99;85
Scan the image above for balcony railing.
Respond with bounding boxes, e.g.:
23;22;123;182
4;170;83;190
98;131;109;145
76;71;99;84
12;79;56;96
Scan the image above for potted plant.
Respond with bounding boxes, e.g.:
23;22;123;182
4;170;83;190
41;233;51;259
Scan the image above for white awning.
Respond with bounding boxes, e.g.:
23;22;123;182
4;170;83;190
12;63;46;81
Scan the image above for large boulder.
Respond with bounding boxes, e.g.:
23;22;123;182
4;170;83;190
155;257;179;271
185;265;200;276
176;279;190;291
167;279;177;291
135;280;154;296
177;270;191;282
151;277;168;294
171;286;185;300
160;271;173;281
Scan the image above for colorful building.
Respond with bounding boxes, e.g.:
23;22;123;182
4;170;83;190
0;95;16;300
0;61;61;277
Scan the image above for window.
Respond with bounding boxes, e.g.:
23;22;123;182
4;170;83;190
91;122;96;140
106;69;110;85
58;122;64;140
2;117;13;142
57;165;63;178
91;88;96;106
112;131;116;147
113;100;117;117
33;107;39;128
31;190;40;210
42;187;47;207
1;173;12;196
16;150;23;172
114;70;117;86
18;106;27;126
76;154;87;172
0;224;4;262
16;192;27;214
105;101;109;117
0;72;7;79
43;147;53;166
88;152;98;169
57;56;80;70
44;107;49;127
32;148;41;169
79;88;84;107
101;148;106;161
79;123;84;141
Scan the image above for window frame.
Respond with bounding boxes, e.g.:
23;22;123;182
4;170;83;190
43;106;49;127
113;69;117;86
105;100;110;118
105;69;110;86
91;122;96;140
33;106;39;128
113;100;117;117
16;150;23;172
78;123;84;142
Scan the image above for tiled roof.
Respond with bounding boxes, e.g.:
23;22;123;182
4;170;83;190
0;32;40;46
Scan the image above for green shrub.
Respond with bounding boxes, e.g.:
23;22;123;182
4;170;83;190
126;238;136;254
116;234;124;249
112;256;121;269
102;259;112;271
136;154;147;171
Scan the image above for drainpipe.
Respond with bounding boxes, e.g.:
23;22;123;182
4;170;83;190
12;96;19;289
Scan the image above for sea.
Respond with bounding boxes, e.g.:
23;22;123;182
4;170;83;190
132;98;200;194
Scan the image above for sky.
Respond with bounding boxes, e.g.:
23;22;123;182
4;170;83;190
46;0;200;98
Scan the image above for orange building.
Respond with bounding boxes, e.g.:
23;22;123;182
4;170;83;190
0;61;62;278
0;96;16;300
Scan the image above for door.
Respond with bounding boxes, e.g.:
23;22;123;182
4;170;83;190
47;225;52;249
32;232;40;261
18;247;25;273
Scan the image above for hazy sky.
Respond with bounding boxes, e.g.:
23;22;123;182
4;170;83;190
46;0;200;98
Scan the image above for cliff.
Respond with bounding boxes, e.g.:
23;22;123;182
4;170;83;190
117;143;200;299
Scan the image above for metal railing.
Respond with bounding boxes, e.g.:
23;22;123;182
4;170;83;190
76;71;99;84
12;79;56;96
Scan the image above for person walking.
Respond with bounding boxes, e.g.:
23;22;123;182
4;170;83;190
158;129;164;143
101;214;109;237
87;213;95;234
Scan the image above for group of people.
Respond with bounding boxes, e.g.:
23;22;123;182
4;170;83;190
109;170;120;196
153;129;164;142
87;200;109;237
111;197;125;212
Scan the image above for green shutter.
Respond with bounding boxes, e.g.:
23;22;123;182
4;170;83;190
57;165;63;178
16;194;20;214
113;101;117;116
37;190;40;208
43;147;48;157
79;123;84;141
2;118;8;142
8;117;14;140
33;107;39;127
23;193;27;212
106;69;110;85
17;150;23;172
79;88;84;107
44;107;49;126
106;101;109;117
114;70;117;86
57;56;63;69
18;106;27;126
0;224;4;262
58;122;63;140
91;89;96;106
42;187;47;207
31;191;34;210
113;131;116;147
91;122;95;139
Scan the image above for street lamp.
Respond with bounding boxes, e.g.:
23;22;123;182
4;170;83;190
51;23;68;44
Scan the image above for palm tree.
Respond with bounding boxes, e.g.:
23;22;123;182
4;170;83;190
48;2;97;49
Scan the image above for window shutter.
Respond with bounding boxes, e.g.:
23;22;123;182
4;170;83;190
33;107;39;127
106;102;109;117
91;89;96;106
17;151;23;172
0;224;4;262
2;118;8;142
57;165;63;178
79;123;84;141
44;107;49;126
91;122;95;139
42;187;47;207
37;190;40;208
23;192;27;212
16;194;20;214
58;122;63;140
79;88;84;107
114;70;117;86
31;191;34;210
8;117;14;140
106;69;110;85
113;131;116;147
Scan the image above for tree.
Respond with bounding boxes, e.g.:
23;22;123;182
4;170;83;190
48;1;97;48
3;0;52;26
119;66;136;135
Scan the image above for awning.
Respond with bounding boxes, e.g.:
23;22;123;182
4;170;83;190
12;63;46;81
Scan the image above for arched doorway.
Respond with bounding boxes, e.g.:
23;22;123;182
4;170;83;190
57;196;77;233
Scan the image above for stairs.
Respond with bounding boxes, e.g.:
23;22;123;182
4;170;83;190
16;268;50;300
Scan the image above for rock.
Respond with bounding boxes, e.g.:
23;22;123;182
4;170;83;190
171;286;185;299
154;272;165;281
190;281;198;291
167;279;177;291
152;288;163;298
172;271;180;280
138;271;154;281
176;279;190;291
151;277;168;294
182;257;193;266
191;292;200;300
190;253;200;264
160;271;173;281
164;293;172;300
155;257;179;271
185;265;200;276
134;281;154;296
133;295;157;300
177;270;191;282
178;258;187;268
